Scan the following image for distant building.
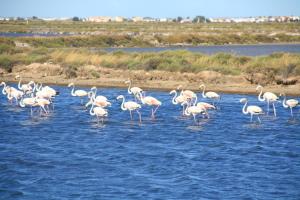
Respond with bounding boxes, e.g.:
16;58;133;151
87;16;112;22
132;16;143;22
115;16;125;22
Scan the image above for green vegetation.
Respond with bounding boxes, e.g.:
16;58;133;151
0;41;299;85
0;21;300;46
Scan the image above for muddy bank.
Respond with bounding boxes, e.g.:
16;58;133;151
1;63;299;96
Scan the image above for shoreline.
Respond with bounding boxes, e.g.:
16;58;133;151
2;74;300;97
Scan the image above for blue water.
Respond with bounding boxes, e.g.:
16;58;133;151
101;44;300;56
0;85;300;199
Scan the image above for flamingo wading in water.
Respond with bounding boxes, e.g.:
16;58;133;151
280;93;299;117
199;84;220;106
240;98;264;123
256;85;278;117
125;79;143;101
117;95;142;123
138;91;162;119
68;83;88;104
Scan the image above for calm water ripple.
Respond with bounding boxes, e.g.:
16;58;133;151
0;85;300;199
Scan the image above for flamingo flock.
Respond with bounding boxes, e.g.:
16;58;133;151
1;76;58;116
1;79;299;125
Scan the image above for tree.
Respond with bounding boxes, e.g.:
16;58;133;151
177;16;183;22
72;16;80;21
193;16;209;23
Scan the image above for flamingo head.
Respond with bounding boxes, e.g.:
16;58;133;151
0;82;5;86
176;85;182;90
116;95;124;100
256;85;262;91
199;84;205;88
169;90;176;95
239;98;248;103
15;75;20;79
91;86;97;90
124;79;131;84
68;83;74;87
28;81;35;85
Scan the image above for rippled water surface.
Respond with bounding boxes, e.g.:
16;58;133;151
0;85;300;199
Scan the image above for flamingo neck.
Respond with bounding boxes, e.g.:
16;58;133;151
120;96;126;111
193;95;198;106
71;85;76;96
242;101;248;114
184;103;191;116
19;98;25;107
201;85;207;98
171;91;178;104
282;95;288;108
89;103;95;116
1;83;7;95
127;81;132;94
257;87;265;101
139;92;145;104
18;78;22;90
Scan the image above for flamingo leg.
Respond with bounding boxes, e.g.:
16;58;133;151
182;104;185;116
290;107;293;117
273;103;276;117
136;110;142;123
193;114;197;124
250;114;253;122
129;110;133;120
152;105;160;119
267;101;270;115
257;116;261;123
96;116;99;125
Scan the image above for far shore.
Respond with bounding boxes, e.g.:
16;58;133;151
2;73;300;97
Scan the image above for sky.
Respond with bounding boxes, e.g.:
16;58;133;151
1;0;300;18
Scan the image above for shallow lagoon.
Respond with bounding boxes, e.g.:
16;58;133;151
0;85;299;199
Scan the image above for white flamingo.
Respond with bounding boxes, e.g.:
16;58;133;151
182;101;209;124
170;89;188;115
1;82;23;104
177;85;197;105
256;85;278;117
89;103;108;124
196;102;216;110
7;86;24;105
199;84;220;105
68;83;88;104
280;93;299;117
138;91;162;119
117;95;142;123
125;80;143;101
85;87;110;108
19;97;38;116
15;75;35;94
240;98;264;123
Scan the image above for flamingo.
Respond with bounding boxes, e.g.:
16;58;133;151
138;91;162;119
7;86;24;105
196;102;216;110
89;103;108;124
170;89;188;115
19;97;38;116
177;85;197;105
1;82;23;104
86;91;111;108
15;75;35;94
240;98;264;123
117;95;142;123
68;83;88;104
199;84;220;106
182;101;209;124
35;97;51;115
85;87;110;108
256;85;279;117
280;93;299;117
125;79;143;101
